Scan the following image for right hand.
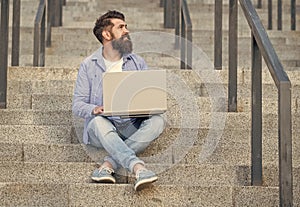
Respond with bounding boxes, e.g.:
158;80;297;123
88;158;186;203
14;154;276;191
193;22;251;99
93;106;104;115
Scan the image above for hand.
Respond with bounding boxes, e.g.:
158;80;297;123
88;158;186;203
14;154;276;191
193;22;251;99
93;106;104;115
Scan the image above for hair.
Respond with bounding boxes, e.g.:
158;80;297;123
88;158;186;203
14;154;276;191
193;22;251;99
93;10;125;44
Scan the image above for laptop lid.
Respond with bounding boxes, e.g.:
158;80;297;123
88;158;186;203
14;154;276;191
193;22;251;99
102;70;167;117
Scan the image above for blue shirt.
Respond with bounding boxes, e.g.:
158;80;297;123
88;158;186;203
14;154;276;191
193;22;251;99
72;47;148;144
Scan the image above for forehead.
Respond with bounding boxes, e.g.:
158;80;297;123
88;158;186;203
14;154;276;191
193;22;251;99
110;18;126;26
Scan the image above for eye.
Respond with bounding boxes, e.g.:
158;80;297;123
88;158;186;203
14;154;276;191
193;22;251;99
119;24;128;29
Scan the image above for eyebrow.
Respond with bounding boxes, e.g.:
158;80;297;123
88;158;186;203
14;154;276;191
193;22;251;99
117;23;127;28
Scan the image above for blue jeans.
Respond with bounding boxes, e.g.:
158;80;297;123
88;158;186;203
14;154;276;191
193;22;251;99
87;115;165;173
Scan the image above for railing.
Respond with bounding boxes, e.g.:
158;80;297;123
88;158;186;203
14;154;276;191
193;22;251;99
162;0;294;205
256;0;297;30
0;0;9;108
33;0;64;66
162;0;192;69
216;0;293;205
179;0;192;69
33;0;46;66
0;0;20;108
12;0;20;66
0;0;65;108
215;0;298;70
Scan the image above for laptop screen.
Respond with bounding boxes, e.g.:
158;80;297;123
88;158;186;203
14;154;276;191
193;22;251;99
102;70;167;117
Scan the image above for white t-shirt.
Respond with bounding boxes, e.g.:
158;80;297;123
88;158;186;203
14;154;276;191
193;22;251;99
104;58;123;72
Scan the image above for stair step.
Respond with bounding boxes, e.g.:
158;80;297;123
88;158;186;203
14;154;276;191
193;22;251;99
0;169;299;206
8;66;300;83
1;130;299;165
7;91;300;113
0;183;233;206
0;161;299;186
2;0;299;205
1;124;299;165
6;83;300;110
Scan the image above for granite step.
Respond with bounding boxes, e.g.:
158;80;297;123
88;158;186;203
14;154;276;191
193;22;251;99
5;90;300;112
0;112;299;151
0;161;299;188
18;50;295;69
2;182;296;207
0;125;299;166
0;110;298;134
46;35;297;51
3;0;299;206
7;83;300;110
7;66;300;83
48;35;295;50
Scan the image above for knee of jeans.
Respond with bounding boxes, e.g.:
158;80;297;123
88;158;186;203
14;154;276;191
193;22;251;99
149;115;165;135
88;116;116;136
91;116;110;127
91;116;107;125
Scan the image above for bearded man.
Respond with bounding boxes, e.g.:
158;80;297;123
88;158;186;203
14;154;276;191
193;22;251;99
72;10;165;191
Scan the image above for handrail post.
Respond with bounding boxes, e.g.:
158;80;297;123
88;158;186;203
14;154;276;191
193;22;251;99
187;25;192;69
291;0;296;30
251;33;263;186
40;5;46;66
257;0;262;8
184;0;192;69
47;0;53;47
33;0;46;66
164;0;175;28
180;9;186;69
278;0;282;30
12;0;21;66
0;0;9;109
33;23;40;66
279;82;293;206
174;0;180;49
228;0;238;112
53;0;63;27
214;0;223;70
268;0;272;30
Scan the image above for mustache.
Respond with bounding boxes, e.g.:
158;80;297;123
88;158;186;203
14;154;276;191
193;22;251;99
120;34;131;41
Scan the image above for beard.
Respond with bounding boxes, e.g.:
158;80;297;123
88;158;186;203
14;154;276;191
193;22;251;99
111;34;133;55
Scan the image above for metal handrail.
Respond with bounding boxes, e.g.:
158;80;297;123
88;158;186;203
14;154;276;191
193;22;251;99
180;0;192;69
12;0;20;66
257;0;297;30
214;0;223;70
33;0;46;66
33;0;64;66
291;0;296;30
0;0;20;108
223;0;292;205
162;0;192;69
0;0;10;108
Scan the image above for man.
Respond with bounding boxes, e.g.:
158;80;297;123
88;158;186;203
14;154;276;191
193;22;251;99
72;10;165;191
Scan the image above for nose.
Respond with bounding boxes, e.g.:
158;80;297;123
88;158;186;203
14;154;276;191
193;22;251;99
123;27;129;34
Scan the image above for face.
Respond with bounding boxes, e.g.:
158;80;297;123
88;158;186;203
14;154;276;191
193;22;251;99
109;18;133;55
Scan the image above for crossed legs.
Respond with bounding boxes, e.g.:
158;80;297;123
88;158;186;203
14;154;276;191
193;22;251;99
87;115;165;173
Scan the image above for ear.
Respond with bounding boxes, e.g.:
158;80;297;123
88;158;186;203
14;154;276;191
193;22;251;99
102;30;112;41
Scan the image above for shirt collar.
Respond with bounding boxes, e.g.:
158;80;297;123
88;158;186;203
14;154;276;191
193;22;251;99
92;46;132;63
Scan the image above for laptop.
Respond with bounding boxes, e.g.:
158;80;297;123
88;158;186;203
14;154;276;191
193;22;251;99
101;70;167;117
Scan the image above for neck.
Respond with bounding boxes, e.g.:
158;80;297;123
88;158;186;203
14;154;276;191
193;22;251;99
102;43;122;61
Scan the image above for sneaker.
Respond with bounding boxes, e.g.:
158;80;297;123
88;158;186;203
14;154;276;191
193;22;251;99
134;169;158;191
91;167;116;183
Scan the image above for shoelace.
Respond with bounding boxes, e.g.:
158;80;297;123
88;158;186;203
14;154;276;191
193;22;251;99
135;169;148;179
101;167;114;174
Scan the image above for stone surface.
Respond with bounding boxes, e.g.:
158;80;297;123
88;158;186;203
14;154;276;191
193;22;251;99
1;0;299;206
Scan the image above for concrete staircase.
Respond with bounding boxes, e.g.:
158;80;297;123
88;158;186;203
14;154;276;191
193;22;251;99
1;0;300;206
